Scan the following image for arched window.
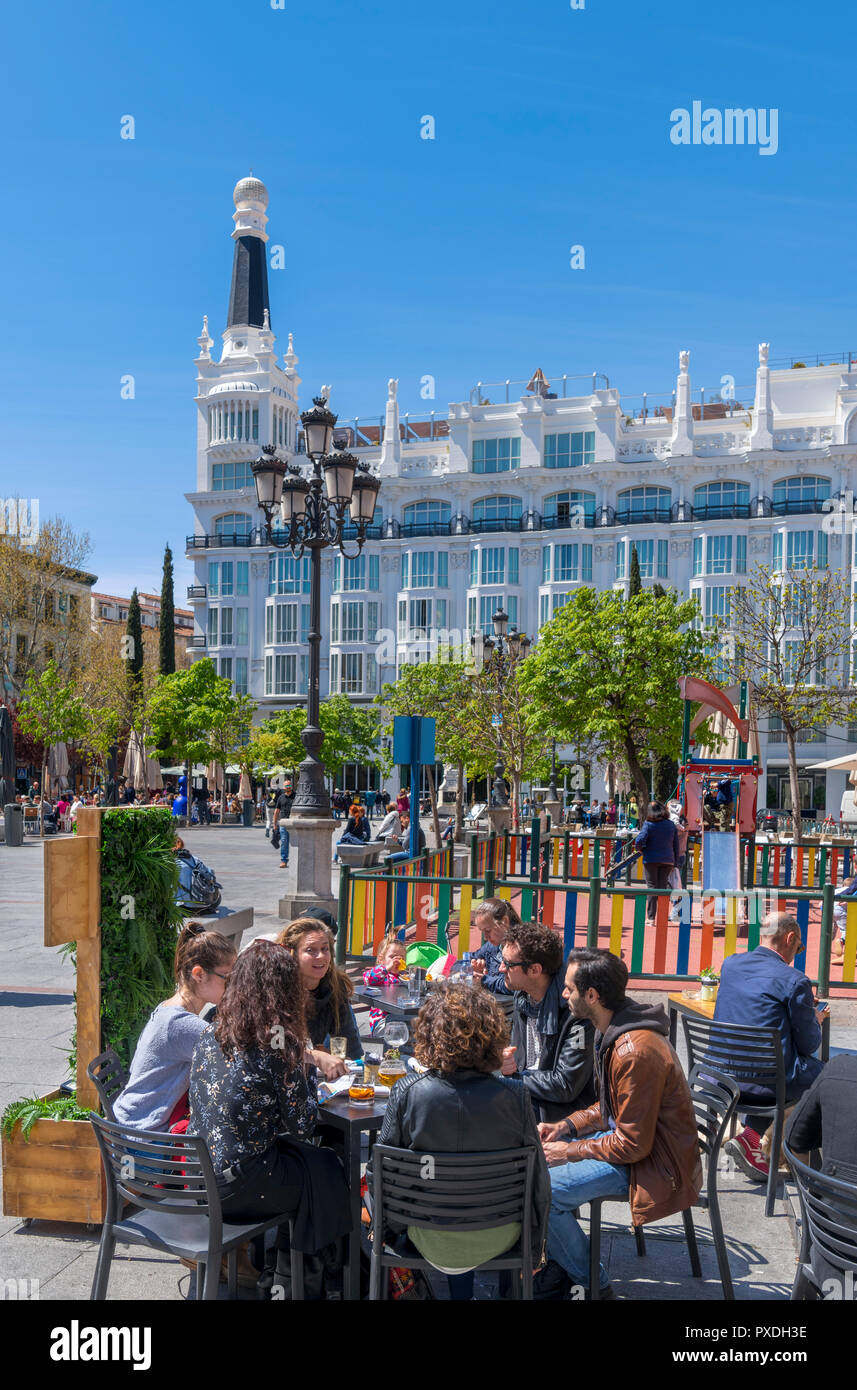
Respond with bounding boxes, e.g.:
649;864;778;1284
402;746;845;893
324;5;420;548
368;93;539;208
214;513;253;541
403;500;452;533
472;495;523;522
693;481;750;517
616;486;671;521
772;475;831;512
543;490;596;524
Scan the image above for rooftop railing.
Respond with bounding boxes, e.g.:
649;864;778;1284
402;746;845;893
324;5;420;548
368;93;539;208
469;372;610;406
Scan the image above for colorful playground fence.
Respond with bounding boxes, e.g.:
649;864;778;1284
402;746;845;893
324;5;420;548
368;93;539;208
338;853;854;996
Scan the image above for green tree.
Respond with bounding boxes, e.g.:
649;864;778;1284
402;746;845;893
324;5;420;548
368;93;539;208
158;544;176;676
125;588;144;711
249;697;385;791
379;658;480;843
17;660;87;836
148;659;255;792
725;564;857;843
521;587;712;806
628;544;642;596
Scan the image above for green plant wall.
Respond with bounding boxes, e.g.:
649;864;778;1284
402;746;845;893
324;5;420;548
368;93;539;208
63;807;184;1074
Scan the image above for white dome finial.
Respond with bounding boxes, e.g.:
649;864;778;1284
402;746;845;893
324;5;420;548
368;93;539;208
233;174;269;209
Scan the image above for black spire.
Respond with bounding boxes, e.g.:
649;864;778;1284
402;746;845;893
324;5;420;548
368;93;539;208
227;235;270;329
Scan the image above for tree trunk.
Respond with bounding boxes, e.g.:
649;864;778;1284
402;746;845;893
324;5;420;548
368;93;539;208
510;771;522;830
425;764;443;849
454;762;465;842
784;725;803;847
623;738;651;811
40;755;47;838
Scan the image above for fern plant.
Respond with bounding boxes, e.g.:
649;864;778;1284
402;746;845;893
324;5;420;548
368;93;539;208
2;1095;92;1142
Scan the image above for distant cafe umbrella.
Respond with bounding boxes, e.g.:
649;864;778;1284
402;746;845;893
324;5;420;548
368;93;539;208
123;731;147;789
0;705;15;806
238;771;252;800
47;741;70;797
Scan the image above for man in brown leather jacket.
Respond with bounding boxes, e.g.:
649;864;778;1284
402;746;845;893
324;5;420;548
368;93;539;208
538;948;702;1297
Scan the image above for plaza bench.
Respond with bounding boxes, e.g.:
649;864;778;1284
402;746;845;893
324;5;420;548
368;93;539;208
204;904;253;953
336;843;385;869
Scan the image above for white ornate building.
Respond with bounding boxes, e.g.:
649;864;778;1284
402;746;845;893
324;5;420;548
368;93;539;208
187;176;857;814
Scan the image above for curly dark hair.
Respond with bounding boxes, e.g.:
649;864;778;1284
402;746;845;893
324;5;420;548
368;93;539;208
504;921;563;977
214;939;306;1068
412;982;509;1074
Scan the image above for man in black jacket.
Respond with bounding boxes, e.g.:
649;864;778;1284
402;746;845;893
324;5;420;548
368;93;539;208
499;921;595;1123
274;782;294;868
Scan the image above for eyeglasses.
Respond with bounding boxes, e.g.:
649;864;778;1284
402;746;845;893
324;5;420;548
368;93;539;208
211;970;232;982
500;954;527;972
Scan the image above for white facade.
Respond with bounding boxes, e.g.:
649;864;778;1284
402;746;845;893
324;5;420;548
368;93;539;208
187;180;857;813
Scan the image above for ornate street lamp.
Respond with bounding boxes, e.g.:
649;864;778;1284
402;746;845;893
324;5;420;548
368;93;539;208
471;607;532;809
251;394;381;818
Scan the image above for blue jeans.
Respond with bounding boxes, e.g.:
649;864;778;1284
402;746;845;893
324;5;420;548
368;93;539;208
547;1133;629;1289
279;827;290;864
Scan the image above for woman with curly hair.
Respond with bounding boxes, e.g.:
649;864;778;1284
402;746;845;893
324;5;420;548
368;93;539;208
189;940;351;1278
277;917;362;1060
371;982;551;1299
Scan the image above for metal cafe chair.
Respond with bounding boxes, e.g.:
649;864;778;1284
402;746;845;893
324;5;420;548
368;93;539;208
369;1144;538;1299
682;1014;785;1216
588;1064;740;1300
784;1142;857;1301
86;1050;129;1121
89;1114;303;1300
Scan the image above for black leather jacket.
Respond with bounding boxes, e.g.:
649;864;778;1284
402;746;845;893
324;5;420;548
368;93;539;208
510;993;596;1123
372;1068;551;1257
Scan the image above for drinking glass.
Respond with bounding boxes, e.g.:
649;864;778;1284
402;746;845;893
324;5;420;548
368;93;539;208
363;1051;382;1085
384;1021;409;1052
330;1036;348;1060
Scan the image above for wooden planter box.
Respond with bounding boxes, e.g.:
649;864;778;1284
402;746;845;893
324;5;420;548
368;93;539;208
1;1092;104;1225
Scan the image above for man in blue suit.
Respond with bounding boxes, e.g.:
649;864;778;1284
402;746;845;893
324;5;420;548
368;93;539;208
714;911;828;1180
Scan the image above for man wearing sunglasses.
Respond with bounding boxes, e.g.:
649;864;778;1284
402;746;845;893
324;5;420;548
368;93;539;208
498;922;595;1123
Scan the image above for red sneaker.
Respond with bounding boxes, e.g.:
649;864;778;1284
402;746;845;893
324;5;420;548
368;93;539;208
724;1128;769;1182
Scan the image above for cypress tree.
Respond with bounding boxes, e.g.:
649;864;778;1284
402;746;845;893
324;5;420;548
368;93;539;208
159;543;176;675
125;588;144;705
628;544;642;595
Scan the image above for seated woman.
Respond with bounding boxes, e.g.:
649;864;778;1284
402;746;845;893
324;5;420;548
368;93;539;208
113;922;236;1131
374;804;403;841
277;917;362;1060
337;802;371;855
372;982;551;1300
189;940;351;1285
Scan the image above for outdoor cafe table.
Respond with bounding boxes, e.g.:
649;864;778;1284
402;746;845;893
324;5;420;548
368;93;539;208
352;982;425;1023
317;1092;388;1301
667;990;831;1062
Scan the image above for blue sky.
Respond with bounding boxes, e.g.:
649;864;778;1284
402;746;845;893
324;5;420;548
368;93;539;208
2;0;856;597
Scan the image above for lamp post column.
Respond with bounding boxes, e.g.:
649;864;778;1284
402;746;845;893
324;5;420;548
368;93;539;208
293;532;330;817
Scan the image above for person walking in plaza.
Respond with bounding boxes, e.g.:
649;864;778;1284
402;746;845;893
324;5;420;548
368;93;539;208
539;948;702;1298
274;781;294;869
634;800;679;921
396;787;410;817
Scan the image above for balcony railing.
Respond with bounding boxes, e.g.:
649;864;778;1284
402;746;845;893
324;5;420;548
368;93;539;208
187;531;262;549
613;508;673;527
469;372;610;406
332;414;450;450
187;584;207;598
771;498;828;516
188;636;207;649
692;504;752;521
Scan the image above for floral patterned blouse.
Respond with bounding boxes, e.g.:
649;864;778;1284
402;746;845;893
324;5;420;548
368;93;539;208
189;1028;319;1174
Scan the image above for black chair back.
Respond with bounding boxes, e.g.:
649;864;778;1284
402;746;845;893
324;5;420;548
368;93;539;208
90;1113;221;1232
785;1143;857;1286
687;1062;741;1177
681;1015;785;1104
371;1144;536;1254
86;1050;130;1121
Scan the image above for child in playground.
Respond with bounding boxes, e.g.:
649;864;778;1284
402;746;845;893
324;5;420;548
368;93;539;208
832;875;857;963
363;933;407;1034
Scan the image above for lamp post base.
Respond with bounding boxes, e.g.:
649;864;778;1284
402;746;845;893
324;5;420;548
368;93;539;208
278;816;338;922
486;807;512;835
